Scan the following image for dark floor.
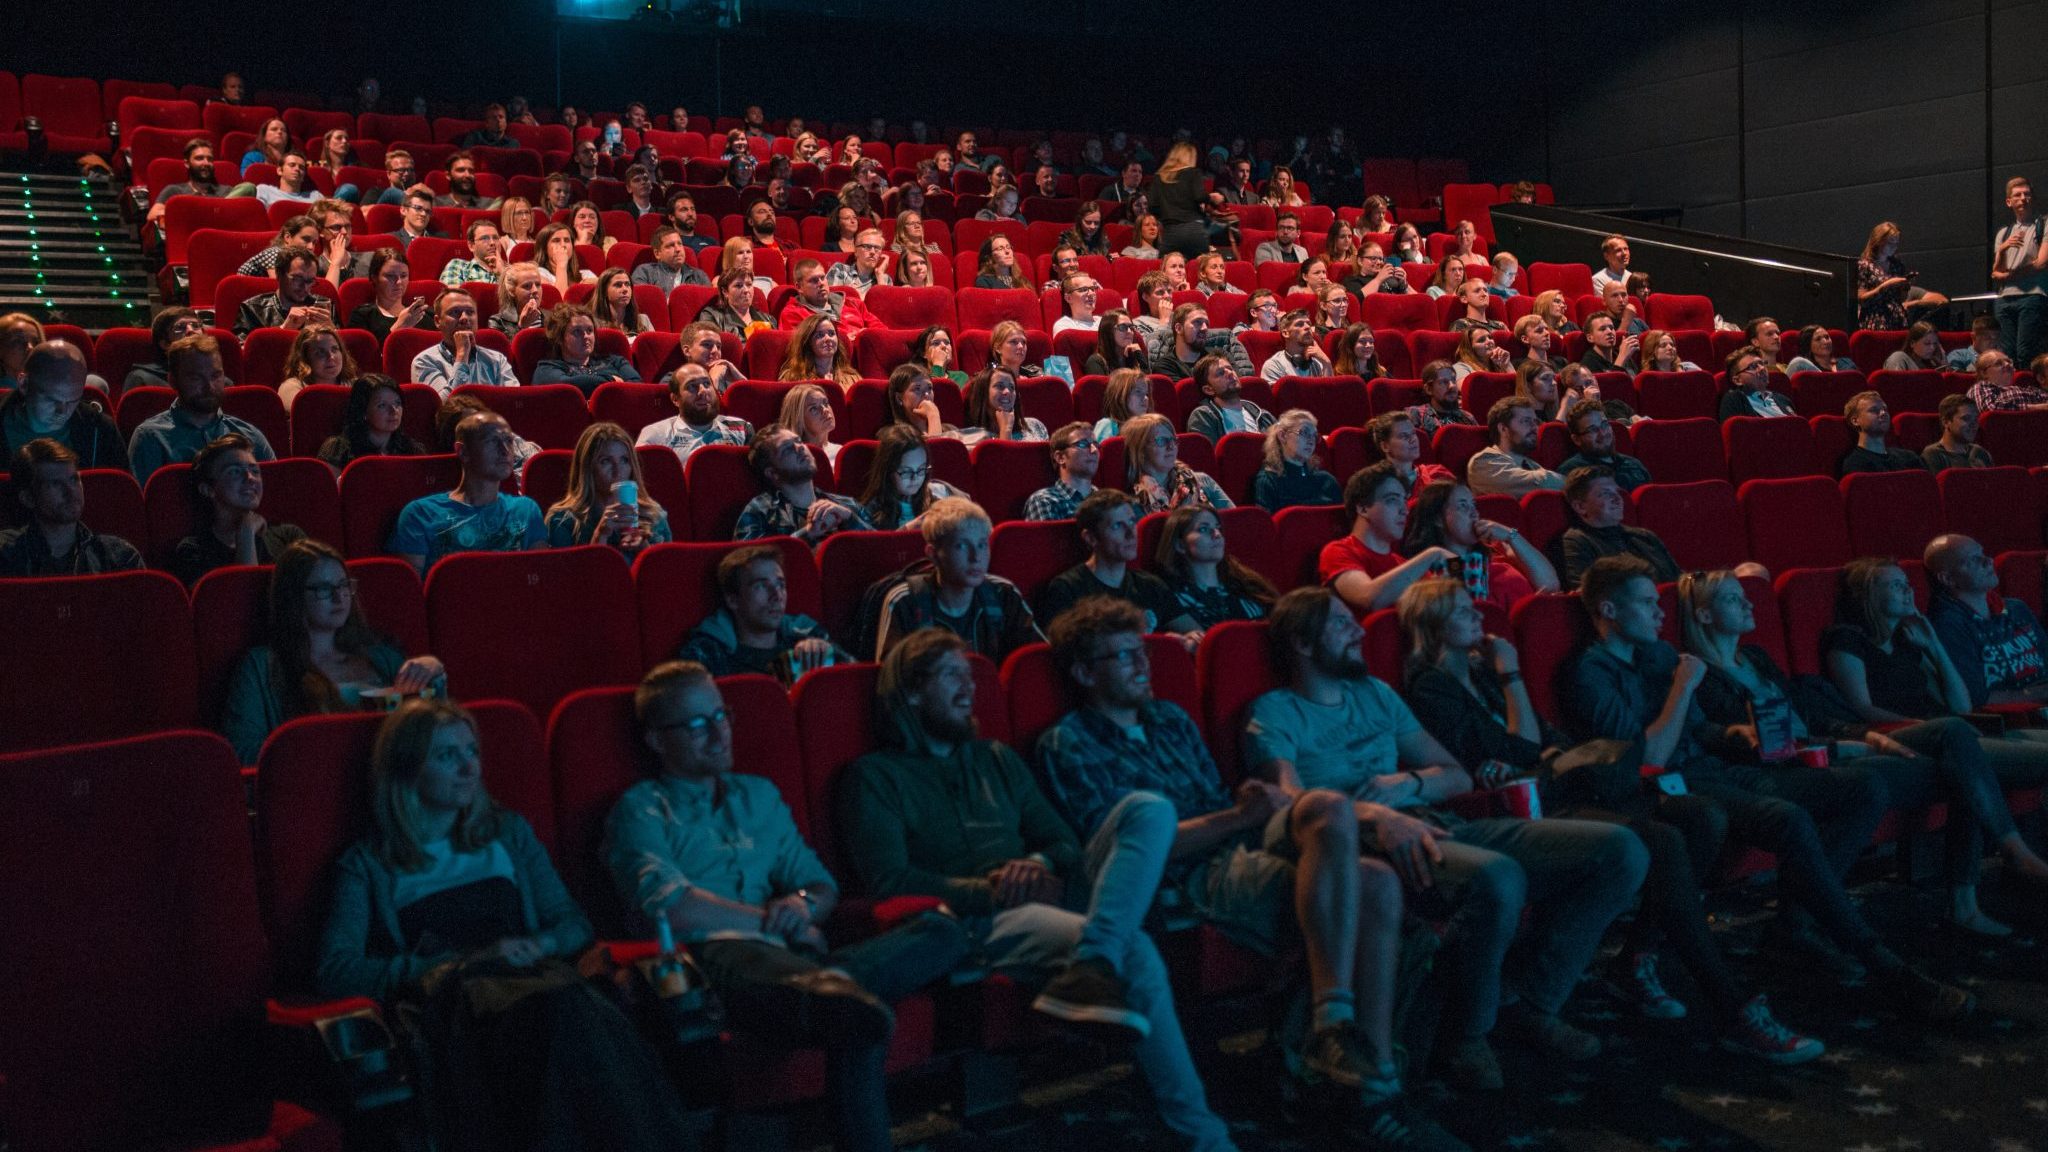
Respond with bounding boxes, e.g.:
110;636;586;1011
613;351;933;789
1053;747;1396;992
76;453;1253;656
850;869;2048;1152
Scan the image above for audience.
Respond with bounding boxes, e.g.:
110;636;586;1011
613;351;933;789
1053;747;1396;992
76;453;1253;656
1637;329;1698;374
1946;315;2003;372
544;422;672;551
438;219;505;288
1251;409;1340;512
1406;360;1476;439
1965;349;2048;412
1330;322;1389;380
317;375;421;470
1994;176;2047;367
388;410;546;572
0;340;126;470
1925;534;2048;712
734;423;872;543
233;244;326;336
1555;400;1649;490
1322;462;1458;616
130;333;276;484
871;497;1040;661
858;424;962;530
276;322;358;410
698;269;774;336
1744;317;1786;373
1466;398;1564;498
960;367;1048;445
1372;411;1453;493
411;290;517;396
1590;235;1631;293
0;439;144;576
1837;391;1926;475
1023;422;1100;522
1402;478;1559;610
1856;222;1947;330
883;364;957;440
632;226;714;295
1037;489;1199;641
590;267;656;335
1576;314;1638;377
1922;394;1993;470
1883;322;1947;372
1258;309;1333;381
122;307;208;392
1087;313;1151;377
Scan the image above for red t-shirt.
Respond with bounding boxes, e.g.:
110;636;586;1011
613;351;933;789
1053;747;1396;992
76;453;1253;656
1319;534;1403;587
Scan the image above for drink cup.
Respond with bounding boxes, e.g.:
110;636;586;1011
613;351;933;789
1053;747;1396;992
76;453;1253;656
1795;745;1830;768
1500;777;1542;820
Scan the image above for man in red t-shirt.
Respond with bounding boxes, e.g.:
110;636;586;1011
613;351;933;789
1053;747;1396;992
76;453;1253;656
1318;462;1456;617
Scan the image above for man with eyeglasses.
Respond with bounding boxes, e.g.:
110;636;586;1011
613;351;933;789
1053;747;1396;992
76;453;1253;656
678;545;849;684
1051;274;1104;337
607;660;968;1152
631;227;712;296
388;411;545;573
1037;489;1200;644
311;199;372;282
778;257;875;339
410;290;516;397
1036;598;1468;1150
438;220;505;288
1041;244;1085;294
372;149;418;206
392;187;444;253
1023;422;1100;521
638;362;751;465
1260;308;1333;381
1254;212;1309;265
130;334;274;485
0;438;143;577
570;139;602;184
826;229;893;296
1716;346;1796;420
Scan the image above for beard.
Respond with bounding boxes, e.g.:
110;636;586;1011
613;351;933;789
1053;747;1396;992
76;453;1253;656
451;176;476;195
924;706;977;743
1311;647;1370;681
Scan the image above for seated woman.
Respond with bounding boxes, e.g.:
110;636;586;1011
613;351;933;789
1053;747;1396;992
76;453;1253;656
1263;165;1306;207
1092;366;1151;440
319;374;422;471
532;222;596;288
884;364;958;439
1370;410;1453;493
1314;282;1351;336
221;539;446;763
906;325;967;389
1290;256;1333;303
1443;219;1485;266
1063;202;1111;259
125;306;209;391
1883;322;1947;372
589;267;654;335
569;200;617;253
987;319;1045;378
696;269;773;337
497;196;537;261
1323;221;1360;265
959;367;1047;446
347;250;433;343
1120;213;1163;260
974;186;1024;224
1329;322;1389;380
1191;252;1235;298
1784;325;1857;374
544;421;672;551
1426;256;1468;300
170;433;309;587
1151;503;1277;629
972;234;1029;289
1400;478;1559;611
1387;222;1425;266
1251;408;1340;513
1084;310;1149;377
891;210;931;260
778;314;860;392
533;304;638;395
720;236;777;297
1857;221;1948;331
1639;328;1703;374
1687;567;2048;937
1122;412;1231;514
1532;288;1580;334
1513;314;1566;372
859;424;965;530
278;321;359;411
1514;358;1570;423
893;248;937;290
1450;325;1513;381
1358;196;1396;238
309;129;362;202
1398;578;1825;1062
824;205;863;255
1556;361;1637;423
315;698;693;1150
488;263;549;337
780;382;844;464
1160;250;1191;293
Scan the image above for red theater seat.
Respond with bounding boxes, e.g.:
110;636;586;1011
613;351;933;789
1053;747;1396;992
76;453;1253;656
337;453;463;557
632;538;821;668
972;438;1059;522
1723;417;1816;483
1626;417;1725;484
1841;470;1944;561
427;547;641;716
1002;635;1198;753
1633;480;1748;571
990;518;1089;606
684;443;761;540
1740;476;1853;573
1633;370;1719;421
0;571;198;754
1939;466;2043;554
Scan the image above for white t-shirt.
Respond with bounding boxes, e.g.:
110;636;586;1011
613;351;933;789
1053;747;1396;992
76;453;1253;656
1052;315;1099;337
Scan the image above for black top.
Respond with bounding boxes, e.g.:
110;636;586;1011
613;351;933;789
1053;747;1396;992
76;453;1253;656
1837;445;1929;476
1819;625;1945;718
1144;172;1208;230
346;302;432;343
1037;564;1182;632
1559;524;1679;587
169;522;308;586
1405;659;1560;773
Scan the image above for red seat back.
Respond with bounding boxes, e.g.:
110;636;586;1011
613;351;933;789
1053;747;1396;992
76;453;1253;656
1196;621;1278;786
684;443;761;540
449;383;591;450
337;453;463;557
1633;480;1747;571
632;538;821;668
1633;370;1719;421
1644;294;1713;331
427;547;641;717
989;518;1089;606
1740;476;1852;572
815;529;930;647
1939;466;2043;554
0;572;198;754
971;438;1059;522
1625;417;1725;484
1723;416;1816;483
1841;471;1944;561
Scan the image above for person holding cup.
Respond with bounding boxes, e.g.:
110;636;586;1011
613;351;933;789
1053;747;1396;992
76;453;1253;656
544;422;671;551
1400;478;1559;613
220;539;446;763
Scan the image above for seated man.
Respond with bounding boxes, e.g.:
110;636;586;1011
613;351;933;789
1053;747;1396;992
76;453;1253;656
1595;280;1647;336
1558;466;1679;586
1555;400;1650;490
370;149;417;206
1577;314;1639;378
632;226;713;295
826;229;893;295
1718;345;1798;420
1465;397;1564;497
129;334;275;484
1925;533;2048;708
1964;349;2048;413
0;340;126;469
1051;274;1105;338
1253;212;1310;264
456;104;512;150
1560;557;1972;1020
1589;234;1630;293
392;186;444;251
744;200;783;251
777;258;874;339
434;151;500;209
665;191;719;252
1405;361;1478;439
1036;490;1199;640
233;244;327;337
388;411;547;572
168;433;306;586
872;497;1039;661
253;150;319;209
1023;421;1099;521
1246;588;1648;1084
734;424;873;543
838;630;1242;1152
1184;357;1275;443
678;545;849;683
411;290;517;397
1322;462;1456;616
145;139;225;230
309;198;373;282
1923;394;1994;470
637;363;751;464
438;219;504;287
1258;309;1332;381
608;661;969;1152
1945;315;2002;372
1837;391;1926;475
1148;304;1255;379
0;439;144;575
1037;600;1466;1148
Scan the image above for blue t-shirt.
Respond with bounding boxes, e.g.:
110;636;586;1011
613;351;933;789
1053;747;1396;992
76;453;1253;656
388;492;547;570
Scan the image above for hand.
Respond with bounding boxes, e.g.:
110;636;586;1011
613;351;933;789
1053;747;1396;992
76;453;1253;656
393;656;444;694
762;893;814;939
1483;634;1520;676
396;296;430;328
472;936;546;967
236;509;267;543
1178;629;1202;654
1305;341;1331;365
1488;345;1512;368
1617;334;1640;361
2000;232;2027;252
1899;613;1937;647
1473;519;1514;546
1132;474;1165;502
1725;723;1760;752
518;296;543;325
988;859;1054;908
1417;545;1460;570
451;329;474;362
913;397;943;427
1233;779;1287;826
284;305;320;330
326;233;348;265
1674;653;1708;692
600;500;637;540
1864;731;1918;759
790;637;835;677
1352;773;1412;805
1363;807;1449;891
806;500;846;535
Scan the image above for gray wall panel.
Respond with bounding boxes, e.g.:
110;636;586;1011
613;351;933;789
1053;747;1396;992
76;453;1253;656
1743;93;1986;201
1741;18;1984;128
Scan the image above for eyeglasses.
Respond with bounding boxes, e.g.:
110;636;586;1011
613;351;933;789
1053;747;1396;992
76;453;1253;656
303;580;357;602
648;707;730;737
894;464;930;480
856;242;885;251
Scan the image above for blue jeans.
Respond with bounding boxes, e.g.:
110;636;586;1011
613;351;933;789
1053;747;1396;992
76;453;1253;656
1425;817;1648;1039
979;791;1236;1152
1996;293;2046;370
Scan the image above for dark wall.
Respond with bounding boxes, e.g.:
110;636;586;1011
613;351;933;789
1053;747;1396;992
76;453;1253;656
1543;0;2048;293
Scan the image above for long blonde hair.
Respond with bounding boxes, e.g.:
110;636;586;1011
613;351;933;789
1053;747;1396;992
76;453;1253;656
1396;577;1471;675
1156;141;1197;184
371;699;502;872
548;421;664;526
1676;568;1744;667
778;382;836;447
1262;408;1321;473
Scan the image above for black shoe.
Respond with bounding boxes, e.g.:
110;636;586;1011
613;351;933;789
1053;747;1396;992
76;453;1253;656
1349;1093;1471;1152
1878;965;1975;1023
1031;957;1150;1039
781;970;894;1047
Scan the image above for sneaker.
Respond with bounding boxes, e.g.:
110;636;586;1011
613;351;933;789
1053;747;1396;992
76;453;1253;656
1500;1007;1602;1061
1614;951;1687;1020
1765;916;1867;982
1718;995;1824;1065
1031;957;1150;1039
1350;1093;1472;1152
1878;965;1975;1023
1434;1036;1503;1092
1299;1024;1374;1090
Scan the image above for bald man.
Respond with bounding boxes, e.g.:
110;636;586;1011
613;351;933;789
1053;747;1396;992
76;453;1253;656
1925;533;2048;708
0;341;127;470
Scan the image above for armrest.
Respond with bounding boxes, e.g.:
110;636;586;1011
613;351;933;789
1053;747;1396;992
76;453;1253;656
265;997;411;1113
825;895;946;944
1979;701;2045;728
1963;712;2011;737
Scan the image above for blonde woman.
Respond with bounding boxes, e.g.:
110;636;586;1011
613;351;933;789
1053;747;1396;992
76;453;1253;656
779;382;843;464
1145;141;1210;260
1251;408;1339;513
1532;288;1579;334
497;196;538;260
545;421;671;551
1122;412;1231;513
721;235;775;296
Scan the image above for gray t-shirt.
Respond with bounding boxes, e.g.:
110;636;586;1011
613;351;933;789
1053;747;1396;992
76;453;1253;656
1242;678;1420;794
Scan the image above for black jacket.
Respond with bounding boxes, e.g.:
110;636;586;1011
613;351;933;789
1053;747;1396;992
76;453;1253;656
0;389;128;471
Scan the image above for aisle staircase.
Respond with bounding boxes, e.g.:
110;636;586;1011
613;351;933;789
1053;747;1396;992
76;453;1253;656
0;171;154;329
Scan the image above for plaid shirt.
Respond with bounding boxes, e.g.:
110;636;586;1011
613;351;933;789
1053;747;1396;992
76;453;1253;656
1037;702;1232;868
1967;378;2048;414
439;257;500;287
733;488;873;543
1022;479;1090;521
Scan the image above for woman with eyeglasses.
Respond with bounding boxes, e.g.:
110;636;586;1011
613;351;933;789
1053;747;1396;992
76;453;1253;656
1086;310;1149;376
859;424;965;530
170;432;309;587
1251;408;1340;513
1151;504;1276;629
318;375;421;471
220;538;446;764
